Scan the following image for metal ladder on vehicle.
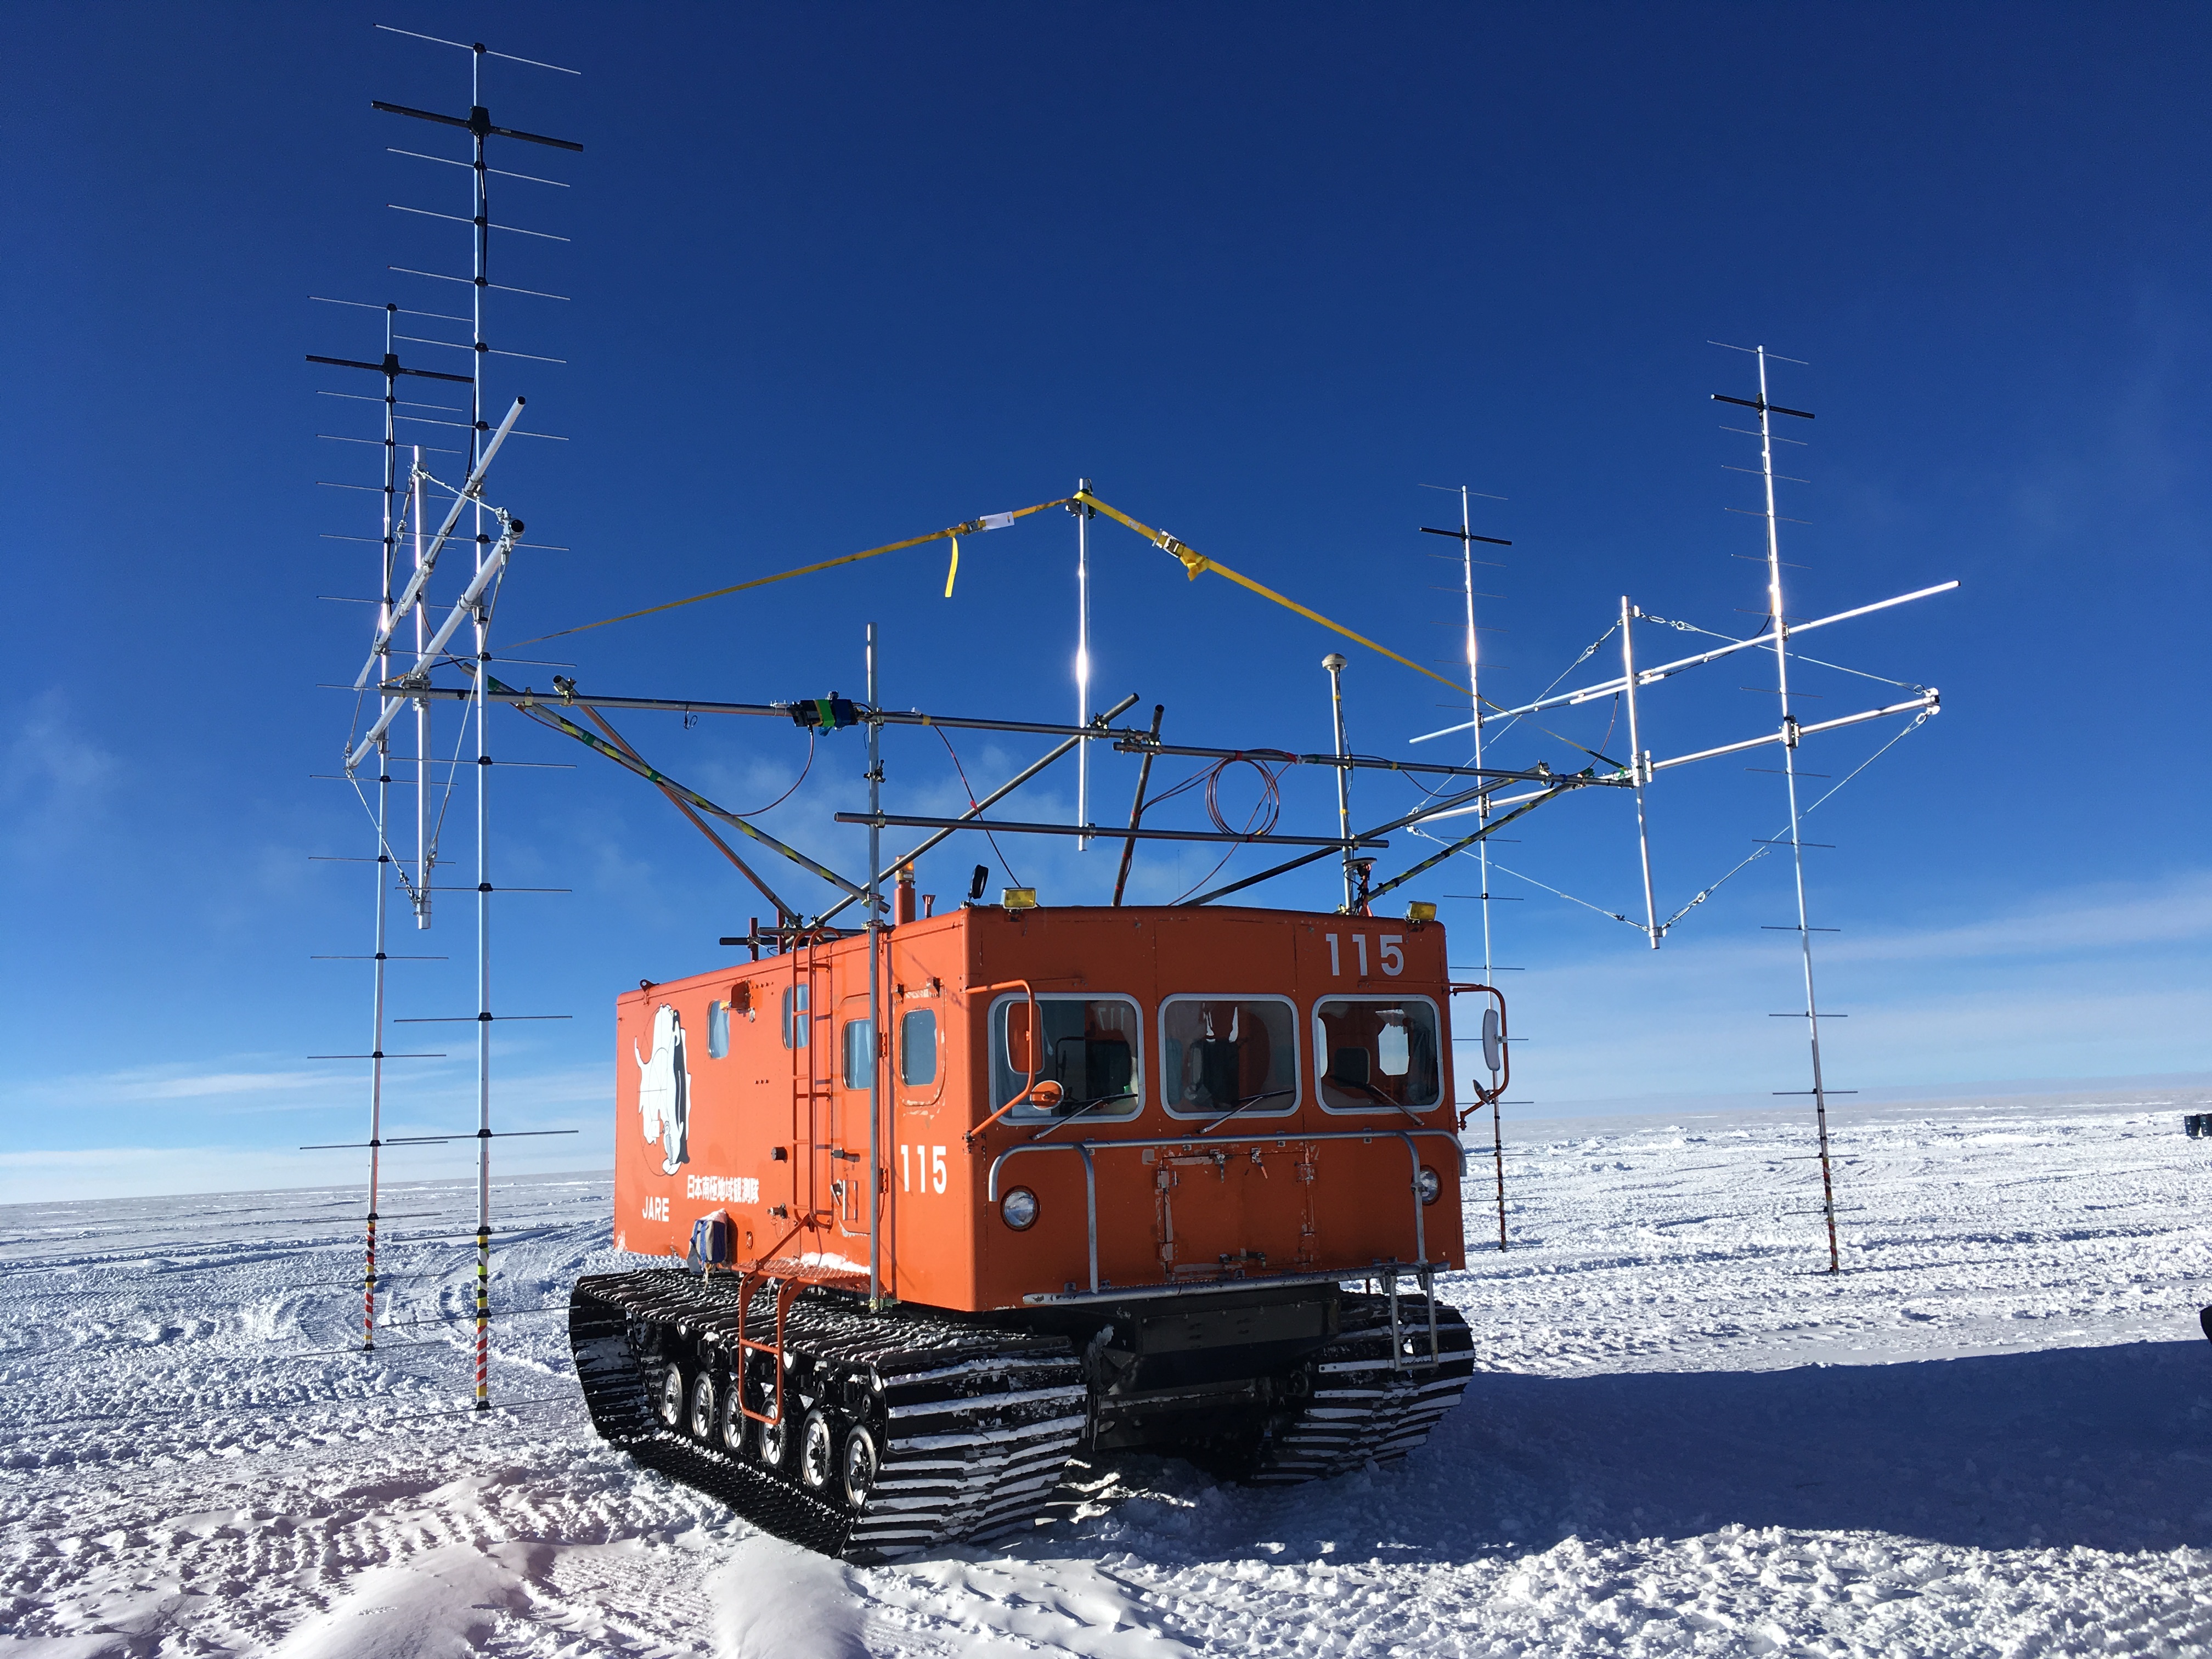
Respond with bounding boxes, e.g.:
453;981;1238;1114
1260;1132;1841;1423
1380;1265;1443;1374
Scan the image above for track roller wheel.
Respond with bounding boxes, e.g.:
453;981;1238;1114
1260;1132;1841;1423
655;1362;687;1431
798;1408;837;1494
757;1410;792;1469
840;1423;879;1509
687;1369;719;1441
716;1382;749;1453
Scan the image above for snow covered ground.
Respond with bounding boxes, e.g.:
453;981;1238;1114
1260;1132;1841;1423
4;1093;2210;1657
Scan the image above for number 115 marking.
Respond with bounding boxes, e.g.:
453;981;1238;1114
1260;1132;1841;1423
899;1144;947;1193
1324;933;1404;977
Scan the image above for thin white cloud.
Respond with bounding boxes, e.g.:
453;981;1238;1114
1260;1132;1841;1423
1485;868;2212;1104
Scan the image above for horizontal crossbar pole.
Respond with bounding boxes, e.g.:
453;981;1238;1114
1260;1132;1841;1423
1412;582;1956;741
1647;694;1938;773
834;812;1386;849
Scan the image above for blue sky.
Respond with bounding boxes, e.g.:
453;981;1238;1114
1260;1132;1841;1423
3;3;2207;1200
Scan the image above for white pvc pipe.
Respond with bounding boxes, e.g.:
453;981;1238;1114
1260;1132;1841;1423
1410;579;1957;742
348;520;520;768
351;396;527;688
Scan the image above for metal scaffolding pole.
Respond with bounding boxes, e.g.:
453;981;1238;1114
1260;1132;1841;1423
1323;654;1353;909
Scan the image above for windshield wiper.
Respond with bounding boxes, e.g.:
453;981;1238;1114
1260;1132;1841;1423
1025;1089;1137;1143
1197;1087;1294;1136
1334;1079;1432;1128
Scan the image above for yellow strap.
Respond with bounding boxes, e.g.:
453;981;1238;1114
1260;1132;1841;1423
944;537;960;598
1074;492;1468;696
508;498;1073;646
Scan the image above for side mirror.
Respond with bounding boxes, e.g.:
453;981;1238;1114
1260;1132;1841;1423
1006;1002;1036;1074
1481;1006;1502;1076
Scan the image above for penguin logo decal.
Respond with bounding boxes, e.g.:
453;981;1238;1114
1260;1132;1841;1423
635;1003;691;1176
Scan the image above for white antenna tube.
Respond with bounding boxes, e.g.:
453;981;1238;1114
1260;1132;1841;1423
349;519;521;766
1620;594;1658;947
1409;578;1956;742
352;396;528;687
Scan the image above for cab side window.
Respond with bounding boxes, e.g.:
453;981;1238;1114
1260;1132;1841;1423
900;1008;938;1086
1314;997;1440;1112
842;1018;874;1088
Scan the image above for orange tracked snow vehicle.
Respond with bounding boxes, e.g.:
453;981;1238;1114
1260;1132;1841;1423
569;889;1481;1559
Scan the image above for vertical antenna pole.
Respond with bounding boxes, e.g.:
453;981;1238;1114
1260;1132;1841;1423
1756;345;1841;1274
1075;479;1091;850
411;449;431;927
1459;486;1508;1252
365;304;399;1350
472;515;493;1408
1462;487;1493;984
865;623;883;1308
1323;653;1352;909
469;41;495;1403
1620;594;1660;949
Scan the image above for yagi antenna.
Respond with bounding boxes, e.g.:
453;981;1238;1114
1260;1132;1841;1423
1718;343;1842;1277
306;30;579;1403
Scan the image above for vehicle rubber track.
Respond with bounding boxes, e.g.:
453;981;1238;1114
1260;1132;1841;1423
569;1269;1087;1562
1240;1289;1474;1484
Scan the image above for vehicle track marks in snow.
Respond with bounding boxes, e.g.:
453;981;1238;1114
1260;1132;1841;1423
4;1101;2210;1656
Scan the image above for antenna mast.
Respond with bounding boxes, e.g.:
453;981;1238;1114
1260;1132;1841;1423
1723;343;1841;1274
1073;481;1093;850
312;24;580;1404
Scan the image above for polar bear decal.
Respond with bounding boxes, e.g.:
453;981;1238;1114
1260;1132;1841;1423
635;1003;690;1176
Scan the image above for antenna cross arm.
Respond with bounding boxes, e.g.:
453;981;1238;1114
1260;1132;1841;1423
371;99;583;153
1712;393;1815;420
307;352;475;387
1410;579;1959;742
1647;692;1940;774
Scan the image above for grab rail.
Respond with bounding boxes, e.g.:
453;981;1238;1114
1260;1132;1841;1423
986;1125;1464;1295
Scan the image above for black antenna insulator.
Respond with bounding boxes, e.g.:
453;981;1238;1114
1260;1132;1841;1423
1712;393;1815;420
968;865;990;902
371;100;584;153
1418;527;1513;546
307;352;474;386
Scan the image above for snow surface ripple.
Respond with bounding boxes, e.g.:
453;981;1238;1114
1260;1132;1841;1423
2;1098;2209;1656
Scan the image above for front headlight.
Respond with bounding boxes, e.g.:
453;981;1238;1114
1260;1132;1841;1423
1000;1187;1039;1230
1415;1165;1441;1206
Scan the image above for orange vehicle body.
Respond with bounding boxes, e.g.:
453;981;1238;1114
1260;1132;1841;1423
613;902;1466;1307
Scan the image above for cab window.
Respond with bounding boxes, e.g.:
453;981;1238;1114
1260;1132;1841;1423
989;995;1142;1120
900;1008;938;1086
842;1018;873;1088
1314;997;1441;1113
1160;996;1297;1119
